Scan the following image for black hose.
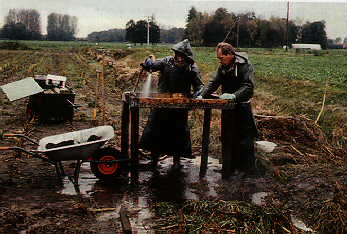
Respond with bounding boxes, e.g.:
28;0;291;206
133;68;144;93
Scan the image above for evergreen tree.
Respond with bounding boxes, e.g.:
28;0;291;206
125;20;135;42
184;7;207;46
301;21;327;49
202;8;233;46
125;18;160;44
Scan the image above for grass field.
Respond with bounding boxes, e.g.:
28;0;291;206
126;44;347;145
1;40;346;146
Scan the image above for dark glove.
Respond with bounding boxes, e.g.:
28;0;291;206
140;62;147;69
140;55;155;71
192;86;204;99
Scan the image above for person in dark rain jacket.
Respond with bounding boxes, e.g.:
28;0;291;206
201;42;258;177
140;39;204;169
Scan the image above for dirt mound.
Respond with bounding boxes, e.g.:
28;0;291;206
112;49;134;60
256;114;345;165
82;47;134;61
0;41;30;50
256;115;326;146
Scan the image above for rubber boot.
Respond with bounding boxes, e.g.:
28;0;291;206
172;155;182;170
239;136;256;175
150;152;159;169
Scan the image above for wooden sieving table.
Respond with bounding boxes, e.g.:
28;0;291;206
120;92;236;179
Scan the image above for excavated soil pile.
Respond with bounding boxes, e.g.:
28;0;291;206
256;115;345;165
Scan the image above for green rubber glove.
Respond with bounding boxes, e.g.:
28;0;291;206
219;93;236;101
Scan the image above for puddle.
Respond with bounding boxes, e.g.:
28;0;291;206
59;163;98;196
59;156;223;198
145;156;222;201
58;156;266;232
94;196;154;232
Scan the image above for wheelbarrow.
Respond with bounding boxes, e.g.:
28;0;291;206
0;125;129;184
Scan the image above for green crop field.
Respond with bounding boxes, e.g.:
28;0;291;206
125;45;346;142
1;40;346;144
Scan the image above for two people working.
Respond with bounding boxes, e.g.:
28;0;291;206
140;39;258;178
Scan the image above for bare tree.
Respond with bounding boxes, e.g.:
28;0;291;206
70;16;78;36
2;8;41;39
47;13;78;41
5;9;18;25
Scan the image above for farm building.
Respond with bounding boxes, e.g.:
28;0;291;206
292;44;322;50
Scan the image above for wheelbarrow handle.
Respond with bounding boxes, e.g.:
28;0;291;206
3;133;12;136
2;134;39;145
0;146;30;153
66;99;83;109
0;146;52;163
0;146;11;150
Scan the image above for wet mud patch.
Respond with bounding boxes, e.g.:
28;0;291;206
0;47;346;233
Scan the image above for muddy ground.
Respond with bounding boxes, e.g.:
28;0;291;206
0;47;346;233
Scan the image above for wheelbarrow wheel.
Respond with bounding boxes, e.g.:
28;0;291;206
90;147;128;181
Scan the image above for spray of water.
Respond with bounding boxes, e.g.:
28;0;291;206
142;72;152;97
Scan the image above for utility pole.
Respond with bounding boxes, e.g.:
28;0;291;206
147;16;150;46
285;1;289;51
236;16;240;48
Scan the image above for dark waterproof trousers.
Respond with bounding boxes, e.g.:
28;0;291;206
221;103;257;172
139;108;192;157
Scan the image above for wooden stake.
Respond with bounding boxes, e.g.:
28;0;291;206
87;208;117;212
315;77;328;124
120;205;132;233
93;70;101;125
101;60;106;124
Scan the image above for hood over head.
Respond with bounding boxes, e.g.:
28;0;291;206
171;39;195;64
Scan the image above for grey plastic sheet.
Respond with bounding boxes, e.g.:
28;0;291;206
1;77;43;101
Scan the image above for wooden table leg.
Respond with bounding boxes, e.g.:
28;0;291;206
130;106;139;182
121;100;129;158
200;108;211;177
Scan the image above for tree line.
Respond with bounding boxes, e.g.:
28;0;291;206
125;16;160;45
0;7;337;48
91;7;330;48
0;8;78;41
184;7;328;49
87;26;184;44
87;29;125;42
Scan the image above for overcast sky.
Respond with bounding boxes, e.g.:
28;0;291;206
0;0;345;39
